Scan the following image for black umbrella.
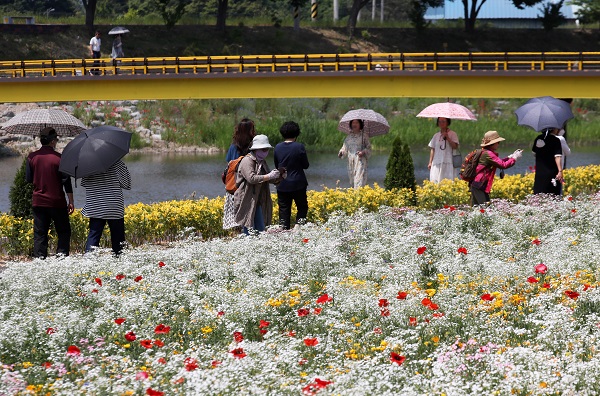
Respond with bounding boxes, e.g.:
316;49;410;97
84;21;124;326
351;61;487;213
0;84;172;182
514;96;574;132
59;126;132;179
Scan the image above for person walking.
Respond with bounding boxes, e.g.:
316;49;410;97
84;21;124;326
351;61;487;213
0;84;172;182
274;121;309;230
338;119;371;188
26;127;74;259
470;131;522;206
234;135;281;235
89;30;101;75
532;129;564;195
223;118;256;230
428;117;460;183
81;160;131;255
111;34;124;59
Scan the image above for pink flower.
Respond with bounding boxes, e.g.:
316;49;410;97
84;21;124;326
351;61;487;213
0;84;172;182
534;263;547;274
136;371;149;380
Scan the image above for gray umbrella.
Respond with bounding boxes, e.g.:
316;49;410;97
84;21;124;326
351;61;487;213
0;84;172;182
59;126;132;179
108;26;130;35
514;96;574;132
1;109;86;137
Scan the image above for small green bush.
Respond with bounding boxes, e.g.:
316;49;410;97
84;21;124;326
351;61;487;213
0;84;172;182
9;158;33;219
384;136;416;197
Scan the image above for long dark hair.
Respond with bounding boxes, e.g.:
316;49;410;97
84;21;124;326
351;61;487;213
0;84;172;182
233;118;256;155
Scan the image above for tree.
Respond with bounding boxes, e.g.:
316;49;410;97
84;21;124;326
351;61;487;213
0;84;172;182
216;0;228;31
9;158;34;219
408;0;444;31
80;0;98;36
384;137;416;197
538;0;565;31
347;0;370;37
451;0;543;34
571;0;600;27
153;0;190;28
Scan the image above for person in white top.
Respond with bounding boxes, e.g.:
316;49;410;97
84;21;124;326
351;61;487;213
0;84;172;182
89;31;101;75
554;128;571;170
427;117;460;183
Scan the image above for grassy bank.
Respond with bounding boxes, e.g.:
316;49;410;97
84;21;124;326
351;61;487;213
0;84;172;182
132;98;600;151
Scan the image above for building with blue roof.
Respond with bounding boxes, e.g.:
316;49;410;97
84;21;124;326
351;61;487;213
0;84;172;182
426;0;578;28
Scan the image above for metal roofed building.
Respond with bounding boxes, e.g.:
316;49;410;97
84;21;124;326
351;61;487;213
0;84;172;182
426;0;578;28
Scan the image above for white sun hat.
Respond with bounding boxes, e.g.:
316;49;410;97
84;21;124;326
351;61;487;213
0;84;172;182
249;134;273;150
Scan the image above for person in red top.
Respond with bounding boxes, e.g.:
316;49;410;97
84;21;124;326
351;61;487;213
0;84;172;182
470;130;522;206
25;127;74;258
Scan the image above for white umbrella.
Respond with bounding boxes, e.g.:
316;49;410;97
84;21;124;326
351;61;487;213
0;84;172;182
338;109;389;137
1;109;86;137
417;102;477;121
108;26;130;35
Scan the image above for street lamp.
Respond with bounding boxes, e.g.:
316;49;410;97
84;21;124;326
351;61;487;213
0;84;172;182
45;8;55;19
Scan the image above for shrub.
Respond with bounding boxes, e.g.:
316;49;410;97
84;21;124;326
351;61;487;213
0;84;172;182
384;136;416;196
8;158;33;219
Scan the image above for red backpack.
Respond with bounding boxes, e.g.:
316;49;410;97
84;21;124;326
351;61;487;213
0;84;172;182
459;149;483;182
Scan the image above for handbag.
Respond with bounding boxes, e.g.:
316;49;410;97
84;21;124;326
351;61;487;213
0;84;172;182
452;149;462;168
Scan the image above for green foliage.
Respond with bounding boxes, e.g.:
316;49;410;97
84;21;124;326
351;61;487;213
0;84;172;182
153;0;189;28
408;0;442;31
571;0;600;26
0;0;78;15
384;136;416;195
9;158;33;219
538;0;566;31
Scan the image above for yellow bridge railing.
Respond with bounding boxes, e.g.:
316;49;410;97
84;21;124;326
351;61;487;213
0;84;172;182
1;52;598;78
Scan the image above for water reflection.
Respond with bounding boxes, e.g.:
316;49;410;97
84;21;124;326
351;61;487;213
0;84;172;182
2;146;600;213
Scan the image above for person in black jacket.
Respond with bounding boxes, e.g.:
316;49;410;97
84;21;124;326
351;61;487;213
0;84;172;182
274;121;310;230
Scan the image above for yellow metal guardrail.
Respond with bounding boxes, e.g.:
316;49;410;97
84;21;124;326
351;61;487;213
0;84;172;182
0;52;598;78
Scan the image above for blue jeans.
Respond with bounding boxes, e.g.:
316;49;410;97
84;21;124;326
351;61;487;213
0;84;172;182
85;217;126;255
243;205;264;235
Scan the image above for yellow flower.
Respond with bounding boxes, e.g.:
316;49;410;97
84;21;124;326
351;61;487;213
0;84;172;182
201;326;213;334
425;289;436;297
123;344;131;349
22;361;33;368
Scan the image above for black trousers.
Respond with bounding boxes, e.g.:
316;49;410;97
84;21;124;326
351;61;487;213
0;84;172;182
92;50;101;74
33;206;71;259
470;187;490;207
85;218;126;255
277;189;308;230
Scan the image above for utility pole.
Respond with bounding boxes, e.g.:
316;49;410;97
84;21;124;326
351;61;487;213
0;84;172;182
380;0;384;22
311;0;318;21
333;0;338;21
372;0;376;20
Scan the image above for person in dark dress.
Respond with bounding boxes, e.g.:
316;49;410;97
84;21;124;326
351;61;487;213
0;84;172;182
274;121;309;230
532;129;564;195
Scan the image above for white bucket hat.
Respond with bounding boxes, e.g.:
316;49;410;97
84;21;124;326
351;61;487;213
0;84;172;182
249;134;273;150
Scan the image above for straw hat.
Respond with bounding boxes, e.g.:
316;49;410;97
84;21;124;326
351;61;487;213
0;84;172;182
249;134;273;150
480;131;505;147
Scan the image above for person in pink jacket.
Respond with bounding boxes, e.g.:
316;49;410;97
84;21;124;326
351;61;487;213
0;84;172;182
470;131;522;206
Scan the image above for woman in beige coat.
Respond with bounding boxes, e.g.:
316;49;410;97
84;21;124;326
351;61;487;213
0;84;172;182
233;135;282;234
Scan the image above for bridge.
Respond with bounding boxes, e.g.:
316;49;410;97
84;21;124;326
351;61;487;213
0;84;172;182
0;52;599;102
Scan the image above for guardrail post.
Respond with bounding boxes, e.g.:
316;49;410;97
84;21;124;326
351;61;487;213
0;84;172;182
51;60;56;77
368;53;372;71
503;52;508;71
21;60;25;77
579;52;584;71
144;58;149;75
82;59;87;76
272;55;276;72
176;57;180;74
540;52;545;71
388;54;393;71
207;56;212;73
335;54;340;71
112;59;117;75
433;53;438;71
304;54;309;72
400;53;404;71
239;56;243;73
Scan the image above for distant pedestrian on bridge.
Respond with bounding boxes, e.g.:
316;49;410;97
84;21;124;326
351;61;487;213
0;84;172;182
111;35;124;60
89;31;101;75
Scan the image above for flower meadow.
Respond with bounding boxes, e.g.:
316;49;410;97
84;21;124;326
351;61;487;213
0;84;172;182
2;194;600;394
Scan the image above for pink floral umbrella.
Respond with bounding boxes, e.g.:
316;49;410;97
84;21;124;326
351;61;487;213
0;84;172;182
416;102;477;121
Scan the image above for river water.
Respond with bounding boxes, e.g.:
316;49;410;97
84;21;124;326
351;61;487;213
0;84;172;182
2;147;600;214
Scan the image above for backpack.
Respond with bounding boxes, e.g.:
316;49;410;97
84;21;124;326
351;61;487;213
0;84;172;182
222;155;245;194
459;149;483;182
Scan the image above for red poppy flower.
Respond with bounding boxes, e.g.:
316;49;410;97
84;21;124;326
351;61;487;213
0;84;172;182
154;324;171;334
116;274;125;281
532;239;541;246
313;308;322;315
140;339;153;349
381;308;390;317
157;357;167;364
449;206;456;212
134;276;143;282
316;293;333;304
233;331;244;343
297;308;310;317
527;276;539;283
184;357;198;371
67;345;81;355
94;278;102;286
432;312;445;318
304;337;319;347
259;329;268;335
114;318;126;325
211;360;221;367
125;331;137;342
457;247;468;255
153;339;165;348
298;358;308;365
409;317;417;326
230;348;246;358
542;283;551;289
373;327;383;334
584;284;592;291
416;246;427;255
390;351;406;365
421;298;432;307
217;311;225;317
158;261;166;267
428;303;439;310
146;388;164;396
571;209;577;214
378;298;389;307
480;209;485;213
287;330;296;337
259;320;270;328
565;290;580;300
92;289;98;293
41;362;52;369
302;378;332;395
480;293;493;301
534;263;547;274
46;327;55;335
136;371;149;380
397;291;408;300
302;238;309;243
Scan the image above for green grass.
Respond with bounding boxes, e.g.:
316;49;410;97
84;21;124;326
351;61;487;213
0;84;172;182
134;98;600;151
